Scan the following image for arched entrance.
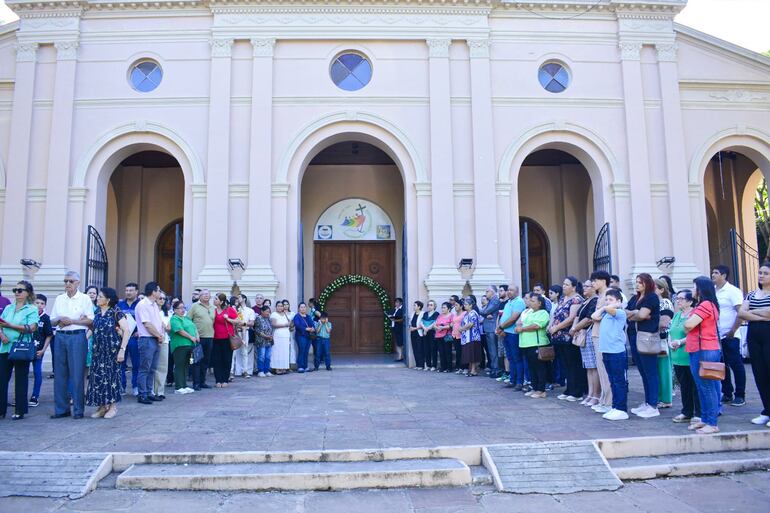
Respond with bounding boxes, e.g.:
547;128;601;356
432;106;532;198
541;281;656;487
301;140;404;354
517;149;595;288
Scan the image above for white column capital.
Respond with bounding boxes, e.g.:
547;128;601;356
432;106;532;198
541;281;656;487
466;38;490;59
426;38;451;58
210;38;234;58
619;41;642;61
14;42;38;63
251;37;276;58
54;40;79;61
655;43;678;62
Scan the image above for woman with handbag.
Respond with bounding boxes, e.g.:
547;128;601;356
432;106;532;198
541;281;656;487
0;280;39;420
669;290;701;426
684;276;722;434
626;273;662;419
740;262;770;428
211;293;239;387
655;279;675;409
515;294;551;398
548;277;586;402
451;301;466;374
87;287;132;418
571;280;600;406
434;302;454;373
293;302;316;373
169;299;198;394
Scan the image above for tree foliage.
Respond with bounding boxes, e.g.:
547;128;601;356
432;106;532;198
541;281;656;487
755;179;770;260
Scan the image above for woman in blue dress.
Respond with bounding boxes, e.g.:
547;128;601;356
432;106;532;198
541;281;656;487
459;297;484;377
87;287;132;419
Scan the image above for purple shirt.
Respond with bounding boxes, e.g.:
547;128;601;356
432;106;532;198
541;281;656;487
134;297;163;338
0;294;10;312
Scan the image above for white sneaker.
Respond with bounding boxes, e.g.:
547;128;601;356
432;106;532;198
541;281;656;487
630;403;648;415
257;372;266;378
557;394;569;400
603;409;629;421
174;389;186;395
565;395;580;402
751;415;770;425
638;407;661;419
592;405;611;414
183;387;195;393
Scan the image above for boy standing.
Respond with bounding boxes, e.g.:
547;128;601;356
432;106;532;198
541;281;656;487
591;289;629;421
314;311;333;371
30;294;54;406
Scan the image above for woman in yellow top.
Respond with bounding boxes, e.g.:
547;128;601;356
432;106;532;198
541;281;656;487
515;294;551;399
0;280;39;419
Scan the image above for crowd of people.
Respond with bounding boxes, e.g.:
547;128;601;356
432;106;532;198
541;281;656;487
401;266;770;434
1;263;769;435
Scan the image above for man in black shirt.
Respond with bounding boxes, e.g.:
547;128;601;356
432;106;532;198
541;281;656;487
31;294;54;406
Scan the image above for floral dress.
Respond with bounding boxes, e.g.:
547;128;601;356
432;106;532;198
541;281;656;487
86;307;124;406
460;309;483;365
551;295;583;344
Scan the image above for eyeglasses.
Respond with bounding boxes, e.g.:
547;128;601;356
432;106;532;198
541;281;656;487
12;288;26;294
63;279;76;284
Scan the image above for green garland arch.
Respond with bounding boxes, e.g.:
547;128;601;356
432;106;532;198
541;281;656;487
317;274;393;353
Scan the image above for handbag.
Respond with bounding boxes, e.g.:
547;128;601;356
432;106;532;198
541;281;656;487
191;342;204;364
698;304;725;381
8;333;36;362
229;332;243;351
536;331;555;361
636;331;660;355
572;329;587;348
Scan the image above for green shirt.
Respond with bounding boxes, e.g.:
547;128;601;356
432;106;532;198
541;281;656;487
187;302;214;339
669;310;690;367
518;309;550;348
1;303;40;354
170;314;197;353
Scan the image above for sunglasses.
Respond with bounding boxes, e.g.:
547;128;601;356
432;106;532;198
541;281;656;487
12;288;26;294
63;279;76;284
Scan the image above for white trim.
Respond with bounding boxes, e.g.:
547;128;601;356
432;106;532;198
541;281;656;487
687;126;770;185
0;154;5;188
674;23;770;70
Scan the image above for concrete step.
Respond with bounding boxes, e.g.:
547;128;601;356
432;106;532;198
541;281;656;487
470;465;493;486
115;458;470;491
610;448;770;480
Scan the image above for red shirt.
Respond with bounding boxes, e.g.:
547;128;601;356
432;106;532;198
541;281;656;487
213;306;237;339
685;302;720;353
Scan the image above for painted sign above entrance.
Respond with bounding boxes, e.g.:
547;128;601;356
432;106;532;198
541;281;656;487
315;198;395;241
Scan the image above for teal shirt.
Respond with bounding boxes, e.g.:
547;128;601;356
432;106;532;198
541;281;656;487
315;320;332;339
500;297;526;335
669;311;690;367
1;303;39;354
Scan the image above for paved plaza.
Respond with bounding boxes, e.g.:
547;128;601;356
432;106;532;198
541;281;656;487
1;363;766;453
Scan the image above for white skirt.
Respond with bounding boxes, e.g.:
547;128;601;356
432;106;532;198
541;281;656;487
272;327;292;369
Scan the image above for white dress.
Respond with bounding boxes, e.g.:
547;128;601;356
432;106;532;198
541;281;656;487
270;311;292;370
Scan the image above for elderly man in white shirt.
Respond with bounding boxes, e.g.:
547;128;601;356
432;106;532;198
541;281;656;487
50;271;94;419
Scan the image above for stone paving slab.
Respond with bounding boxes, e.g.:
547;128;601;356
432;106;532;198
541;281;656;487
485;441;622;494
0;452;110;499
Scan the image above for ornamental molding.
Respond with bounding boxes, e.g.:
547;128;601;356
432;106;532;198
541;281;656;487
271;183;290;197
618;41;642;60
68;186;88;203
610;182;631;198
54;40;79;60
14;42;38;62
229;183;249;198
649;182;668;197
467;38;489;58
250;37;276;57
426;38;451;58
26;188;47;202
655;42;677;62
19;15;80;32
495;182;512;197
453;182;474;196
210;37;234;58
707;90;770;103
191;184;207;199
414;182;432;196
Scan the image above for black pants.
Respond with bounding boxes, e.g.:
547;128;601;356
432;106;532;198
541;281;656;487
193;337;213;386
453;338;465;370
426;337;439;368
439;339;452;371
747;321;770;416
393;327;404;348
173;346;192;390
166;344;175;385
721;336;746;399
524;347;548;392
557;343;587;398
411;332;425;368
0;353;29;416
674;363;701;418
210;338;233;384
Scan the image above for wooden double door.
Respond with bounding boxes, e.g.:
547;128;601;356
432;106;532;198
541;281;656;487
314;242;395;354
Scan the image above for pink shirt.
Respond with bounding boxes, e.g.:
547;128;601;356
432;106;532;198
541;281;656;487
451;311;465;339
434;313;453;338
134;297;163;338
685;302;720;353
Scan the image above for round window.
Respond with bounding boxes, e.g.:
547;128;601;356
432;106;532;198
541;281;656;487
130;60;163;92
538;62;570;93
330;52;372;91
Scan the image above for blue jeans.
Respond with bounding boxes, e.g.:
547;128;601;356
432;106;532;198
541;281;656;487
315;338;332;369
32;357;43;399
137;337;160;397
120;337;140;391
297;335;312;371
484;332;499;375
257;345;272;374
630;332;660;407
53;331;88;416
720;337;746;399
503;333;526;385
603;351;628;412
690;349;722;426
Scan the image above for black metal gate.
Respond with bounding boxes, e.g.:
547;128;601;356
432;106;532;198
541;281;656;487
593;222;612;274
173;223;183;299
730;228;760;293
520;221;530;293
85;225;108;289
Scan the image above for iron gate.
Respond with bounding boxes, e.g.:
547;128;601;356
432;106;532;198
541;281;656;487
593;222;612;274
85;225;108;289
173;223;183;299
520;221;530;293
730;228;760;293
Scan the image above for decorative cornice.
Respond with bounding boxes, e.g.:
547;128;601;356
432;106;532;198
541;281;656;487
191;184;207;199
495;182;512;197
210;37;234;58
618;41;642;61
229;183;249;198
14;42;38;63
426;38;451;58
414;182;431;197
54;40;79;60
271;183;290;197
251;37;276;58
68;186;88;203
610;182;631;198
649;182;668;197
655;42;677;62
27;188;47;202
453;182;474;197
467;38;489;59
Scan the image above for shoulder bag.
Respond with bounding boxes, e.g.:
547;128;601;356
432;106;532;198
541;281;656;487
8;332;36;362
698;303;725;381
572;328;587;348
634;297;660;355
191;342;204;364
226;312;243;351
535;330;555;362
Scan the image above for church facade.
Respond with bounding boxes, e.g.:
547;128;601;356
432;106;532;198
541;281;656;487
1;1;769;347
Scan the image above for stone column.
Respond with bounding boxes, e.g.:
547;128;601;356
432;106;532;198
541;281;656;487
467;39;505;292
496;183;514;284
240;37;279;298
37;41;79;288
196;37;234;290
423;38;463;299
0;42;38;283
618;41;658;280
656;42;702;288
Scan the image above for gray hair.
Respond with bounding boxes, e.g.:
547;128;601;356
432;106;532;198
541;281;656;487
64;270;81;281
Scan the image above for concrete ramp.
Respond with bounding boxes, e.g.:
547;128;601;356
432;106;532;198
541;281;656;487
0;452;111;499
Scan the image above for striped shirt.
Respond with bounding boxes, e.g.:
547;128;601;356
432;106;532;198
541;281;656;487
747;290;770;311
